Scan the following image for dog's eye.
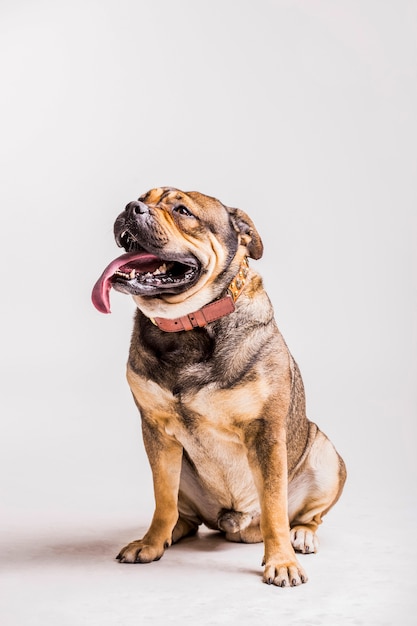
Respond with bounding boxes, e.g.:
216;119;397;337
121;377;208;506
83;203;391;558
173;205;194;217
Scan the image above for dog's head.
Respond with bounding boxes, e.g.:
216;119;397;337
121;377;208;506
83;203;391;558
92;187;263;318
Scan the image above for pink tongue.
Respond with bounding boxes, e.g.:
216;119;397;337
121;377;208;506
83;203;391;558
91;251;162;314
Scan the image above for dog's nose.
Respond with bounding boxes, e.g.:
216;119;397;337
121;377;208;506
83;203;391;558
125;200;149;216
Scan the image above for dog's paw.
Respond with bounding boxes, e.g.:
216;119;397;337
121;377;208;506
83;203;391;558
116;539;168;564
290;526;319;554
262;556;308;587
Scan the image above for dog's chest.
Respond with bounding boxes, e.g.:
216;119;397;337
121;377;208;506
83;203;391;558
127;365;270;435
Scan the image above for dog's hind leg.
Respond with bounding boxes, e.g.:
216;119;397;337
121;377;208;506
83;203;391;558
171;516;199;543
288;428;346;554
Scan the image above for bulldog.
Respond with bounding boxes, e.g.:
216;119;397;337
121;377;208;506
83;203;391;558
92;187;346;587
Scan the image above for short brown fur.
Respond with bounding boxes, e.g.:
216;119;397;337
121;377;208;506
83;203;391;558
109;187;346;587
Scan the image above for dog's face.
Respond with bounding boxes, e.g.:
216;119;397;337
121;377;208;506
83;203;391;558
92;187;263;318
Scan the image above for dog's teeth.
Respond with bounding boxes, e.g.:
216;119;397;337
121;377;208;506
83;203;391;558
129;269;136;279
153;264;167;276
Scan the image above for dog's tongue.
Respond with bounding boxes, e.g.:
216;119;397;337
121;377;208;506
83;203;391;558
91;251;162;314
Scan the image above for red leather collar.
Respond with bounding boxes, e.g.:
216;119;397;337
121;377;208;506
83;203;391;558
150;257;249;332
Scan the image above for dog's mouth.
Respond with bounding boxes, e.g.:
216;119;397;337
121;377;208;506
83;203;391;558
92;238;200;314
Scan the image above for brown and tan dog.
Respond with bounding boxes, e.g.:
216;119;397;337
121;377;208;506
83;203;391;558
92;187;346;587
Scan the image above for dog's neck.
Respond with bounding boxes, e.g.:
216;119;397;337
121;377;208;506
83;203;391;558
149;257;249;332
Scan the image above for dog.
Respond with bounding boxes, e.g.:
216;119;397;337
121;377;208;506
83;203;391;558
92;187;346;587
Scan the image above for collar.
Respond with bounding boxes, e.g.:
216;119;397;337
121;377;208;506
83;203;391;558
149;257;249;332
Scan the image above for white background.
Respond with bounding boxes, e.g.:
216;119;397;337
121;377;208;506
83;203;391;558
1;1;416;624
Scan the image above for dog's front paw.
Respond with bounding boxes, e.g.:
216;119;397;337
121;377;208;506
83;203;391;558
262;555;308;587
116;538;168;564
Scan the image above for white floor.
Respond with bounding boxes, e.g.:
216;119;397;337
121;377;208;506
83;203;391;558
1;370;416;625
2;489;416;626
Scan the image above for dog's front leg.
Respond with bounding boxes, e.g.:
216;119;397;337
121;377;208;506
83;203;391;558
117;417;183;564
245;422;308;587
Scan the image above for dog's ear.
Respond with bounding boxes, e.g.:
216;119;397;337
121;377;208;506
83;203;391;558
228;207;264;260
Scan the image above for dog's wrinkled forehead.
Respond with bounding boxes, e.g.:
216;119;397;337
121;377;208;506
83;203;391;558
139;187;225;217
139;187;180;205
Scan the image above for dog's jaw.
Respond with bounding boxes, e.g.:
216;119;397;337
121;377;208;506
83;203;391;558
91;250;201;314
